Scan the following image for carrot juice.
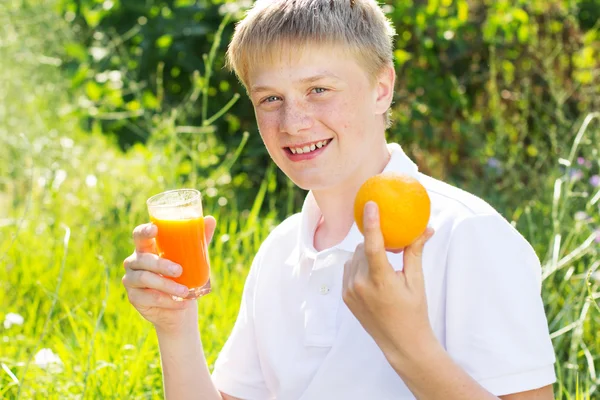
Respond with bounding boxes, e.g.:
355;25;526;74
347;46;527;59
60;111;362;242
147;189;211;300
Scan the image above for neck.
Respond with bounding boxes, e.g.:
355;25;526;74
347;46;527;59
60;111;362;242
312;140;391;251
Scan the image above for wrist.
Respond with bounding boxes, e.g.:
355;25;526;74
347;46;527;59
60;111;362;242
385;327;442;374
155;302;200;339
155;310;204;365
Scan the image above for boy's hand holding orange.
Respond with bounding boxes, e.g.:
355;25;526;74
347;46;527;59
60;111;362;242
343;173;436;362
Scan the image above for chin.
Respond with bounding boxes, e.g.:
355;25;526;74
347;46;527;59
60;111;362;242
288;173;336;192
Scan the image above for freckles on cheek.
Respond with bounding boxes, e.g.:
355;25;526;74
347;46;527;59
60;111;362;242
321;98;352;126
256;114;279;135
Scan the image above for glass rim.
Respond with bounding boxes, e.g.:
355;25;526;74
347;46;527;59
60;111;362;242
146;188;201;208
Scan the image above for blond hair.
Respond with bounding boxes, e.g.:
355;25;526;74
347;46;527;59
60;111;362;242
226;0;397;89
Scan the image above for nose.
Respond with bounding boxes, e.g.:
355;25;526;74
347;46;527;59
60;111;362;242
280;99;313;135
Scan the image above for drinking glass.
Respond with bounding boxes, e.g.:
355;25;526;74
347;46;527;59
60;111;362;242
147;189;211;300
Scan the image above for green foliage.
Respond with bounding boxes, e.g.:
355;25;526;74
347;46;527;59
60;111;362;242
56;0;275;207
55;0;600;216
1;0;600;399
385;0;599;215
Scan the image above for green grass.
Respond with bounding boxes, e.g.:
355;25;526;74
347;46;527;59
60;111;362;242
1;1;600;399
0;104;277;397
0;5;275;398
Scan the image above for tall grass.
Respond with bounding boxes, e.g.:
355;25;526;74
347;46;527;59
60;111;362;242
1;1;599;399
0;3;275;398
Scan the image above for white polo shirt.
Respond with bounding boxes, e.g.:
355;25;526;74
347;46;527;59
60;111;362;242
212;143;556;399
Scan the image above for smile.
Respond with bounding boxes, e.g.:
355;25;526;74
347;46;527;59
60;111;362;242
286;139;331;155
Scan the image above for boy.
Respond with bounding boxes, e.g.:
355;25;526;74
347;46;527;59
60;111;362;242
122;0;557;399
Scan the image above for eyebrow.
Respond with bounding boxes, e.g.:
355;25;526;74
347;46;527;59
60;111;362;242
250;73;341;94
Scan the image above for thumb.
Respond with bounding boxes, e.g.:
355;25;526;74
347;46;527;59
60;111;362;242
403;227;434;287
204;215;217;244
363;201;391;277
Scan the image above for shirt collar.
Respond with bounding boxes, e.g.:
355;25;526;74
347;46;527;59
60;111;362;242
287;142;419;263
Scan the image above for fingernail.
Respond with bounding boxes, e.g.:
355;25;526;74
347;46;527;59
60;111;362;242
365;201;378;220
143;224;154;235
170;264;182;276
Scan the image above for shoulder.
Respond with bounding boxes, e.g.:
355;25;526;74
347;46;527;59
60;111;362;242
420;173;497;219
419;173;538;264
420;173;513;234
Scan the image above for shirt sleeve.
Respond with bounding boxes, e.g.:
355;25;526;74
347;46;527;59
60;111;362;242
211;250;272;400
444;214;557;396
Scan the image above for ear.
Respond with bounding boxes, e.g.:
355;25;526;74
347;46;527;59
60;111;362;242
374;64;396;116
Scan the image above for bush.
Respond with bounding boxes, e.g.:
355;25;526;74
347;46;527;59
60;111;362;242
386;0;599;215
57;0;599;215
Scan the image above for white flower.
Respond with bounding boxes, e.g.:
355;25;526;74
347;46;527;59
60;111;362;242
90;47;108;61
34;348;63;369
85;174;98;187
52;169;67;190
3;313;24;329
59;137;74;149
95;72;108;83
107;70;122;82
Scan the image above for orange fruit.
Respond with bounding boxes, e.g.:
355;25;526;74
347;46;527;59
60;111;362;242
354;172;430;249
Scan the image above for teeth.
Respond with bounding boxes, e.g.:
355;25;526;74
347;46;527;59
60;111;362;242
289;139;330;155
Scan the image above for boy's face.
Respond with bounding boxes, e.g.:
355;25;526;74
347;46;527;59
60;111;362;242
247;44;394;191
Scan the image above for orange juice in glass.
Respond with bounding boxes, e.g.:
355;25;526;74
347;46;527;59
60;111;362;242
147;189;211;300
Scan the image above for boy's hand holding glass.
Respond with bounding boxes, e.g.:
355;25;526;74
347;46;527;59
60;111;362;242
122;189;216;333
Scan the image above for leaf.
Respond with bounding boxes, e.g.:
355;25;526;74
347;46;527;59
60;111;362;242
518;25;529;43
457;0;469;23
394;49;413;66
574;71;593;85
70;65;90;88
142;91;159;110
65;43;87;62
426;0;439;16
82;8;103;29
527;145;539;157
512;8;529;23
156;35;173;49
85;81;102;101
125;100;141;111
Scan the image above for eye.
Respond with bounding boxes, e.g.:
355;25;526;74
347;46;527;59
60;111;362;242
261;95;281;104
312;87;327;94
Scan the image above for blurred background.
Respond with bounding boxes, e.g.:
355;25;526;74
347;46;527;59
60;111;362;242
1;0;599;398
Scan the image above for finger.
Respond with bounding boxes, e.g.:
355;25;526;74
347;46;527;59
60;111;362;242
203;215;217;244
362;201;391;278
127;288;194;310
124;252;182;277
342;259;353;292
133;223;157;253
403;227;435;287
123;270;189;298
